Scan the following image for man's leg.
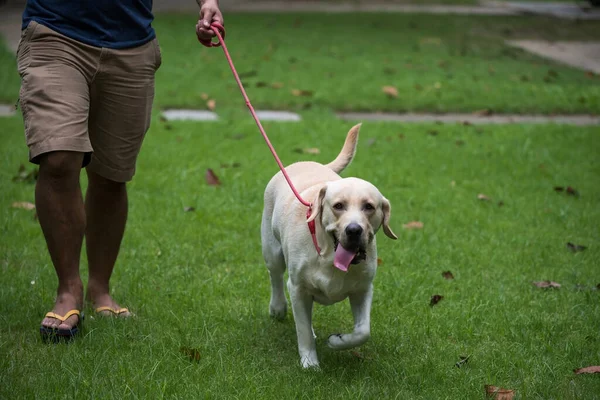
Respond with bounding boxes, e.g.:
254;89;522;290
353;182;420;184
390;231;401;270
84;170;131;316
38;151;86;330
83;38;160;315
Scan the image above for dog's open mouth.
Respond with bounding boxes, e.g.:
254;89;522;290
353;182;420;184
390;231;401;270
332;234;367;270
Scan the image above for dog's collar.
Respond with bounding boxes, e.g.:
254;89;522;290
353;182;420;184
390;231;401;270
306;207;321;255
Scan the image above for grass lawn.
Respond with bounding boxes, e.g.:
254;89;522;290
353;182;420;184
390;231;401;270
1;9;599;400
1;112;599;398
1;13;599;113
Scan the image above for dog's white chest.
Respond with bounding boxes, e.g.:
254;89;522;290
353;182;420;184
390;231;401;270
304;264;372;305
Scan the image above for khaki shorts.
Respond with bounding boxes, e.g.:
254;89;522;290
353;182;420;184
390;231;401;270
17;21;162;182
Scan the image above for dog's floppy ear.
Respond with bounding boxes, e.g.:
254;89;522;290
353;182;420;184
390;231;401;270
381;197;398;240
307;185;327;223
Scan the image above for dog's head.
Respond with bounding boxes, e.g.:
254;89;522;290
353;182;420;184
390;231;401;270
307;178;397;263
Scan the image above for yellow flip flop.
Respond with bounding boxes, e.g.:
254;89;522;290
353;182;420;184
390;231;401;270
40;309;83;342
95;306;130;316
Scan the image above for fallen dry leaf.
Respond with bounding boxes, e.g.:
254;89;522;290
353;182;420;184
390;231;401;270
442;271;454;280
574;366;600;374
12;164;38;183
377;258;383;266
532;280;561;289
205;169;221;186
485;385;515;400
294;147;320;155
200;93;209;100
567;242;587;252
478;193;491;201
473;109;493;116
430;294;443;306
382;86;399;98
403;221;424;230
271;82;284;89
554;186;579;197
12;201;36;211
206;99;216;111
291;89;313;97
183;206;195;212
455;354;470;368
255;81;268;88
180;346;201;362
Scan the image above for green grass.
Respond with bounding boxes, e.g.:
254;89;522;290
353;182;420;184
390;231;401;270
1;10;599;399
1;112;599;399
1;13;599;113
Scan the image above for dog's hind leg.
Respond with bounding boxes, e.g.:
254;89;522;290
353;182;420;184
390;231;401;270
327;284;373;350
261;218;287;320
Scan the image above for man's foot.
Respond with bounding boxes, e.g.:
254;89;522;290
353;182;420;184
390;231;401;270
41;287;83;331
86;284;132;317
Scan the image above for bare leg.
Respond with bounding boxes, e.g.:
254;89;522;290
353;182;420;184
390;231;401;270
38;151;85;331
84;169;131;316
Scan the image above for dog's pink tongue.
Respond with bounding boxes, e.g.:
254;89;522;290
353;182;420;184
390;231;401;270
333;245;356;272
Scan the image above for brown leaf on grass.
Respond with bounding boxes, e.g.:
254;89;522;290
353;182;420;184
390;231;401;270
532;280;561;289
205;169;221;186
574;366;600;374
255;81;268;88
478;193;491;201
200;93;209;100
291;89;313;97
585;71;596;79
403;221;424;230
473;109;493;116
12;201;36;211
382;86;399;98
428;130;438;136
271;82;284;89
442;271;454;280
206;99;216;111
294;147;320;155
12;164;38;183
377;258;383;266
180;346;201;362
183;206;195;212
567;242;586;252
554;186;579;197
430;294;443;306
485;385;515;400
455;354;470;368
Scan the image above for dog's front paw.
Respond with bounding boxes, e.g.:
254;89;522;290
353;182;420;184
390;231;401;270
327;331;370;350
300;355;320;369
327;333;346;349
269;302;287;320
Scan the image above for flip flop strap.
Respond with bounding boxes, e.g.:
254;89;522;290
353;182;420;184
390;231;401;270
95;306;129;315
45;309;80;321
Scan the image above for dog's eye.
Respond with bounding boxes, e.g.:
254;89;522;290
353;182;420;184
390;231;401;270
333;202;344;210
364;203;375;211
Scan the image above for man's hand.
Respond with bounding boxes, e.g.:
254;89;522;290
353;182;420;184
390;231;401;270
196;0;224;42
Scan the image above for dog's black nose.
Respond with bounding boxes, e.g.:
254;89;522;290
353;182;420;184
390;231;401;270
345;223;363;238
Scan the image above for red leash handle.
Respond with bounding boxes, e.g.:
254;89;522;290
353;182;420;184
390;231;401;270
198;23;312;209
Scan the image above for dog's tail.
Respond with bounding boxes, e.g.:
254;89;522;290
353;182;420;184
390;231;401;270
325;123;361;174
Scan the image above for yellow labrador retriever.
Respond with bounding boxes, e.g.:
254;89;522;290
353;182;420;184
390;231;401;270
261;124;397;368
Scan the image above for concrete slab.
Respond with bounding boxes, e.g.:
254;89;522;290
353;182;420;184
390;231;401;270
507;40;600;74
254;110;301;121
162;109;219;121
0;104;16;117
337;112;600;125
486;1;600;20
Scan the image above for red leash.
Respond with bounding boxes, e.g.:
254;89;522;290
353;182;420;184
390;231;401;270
198;23;321;254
